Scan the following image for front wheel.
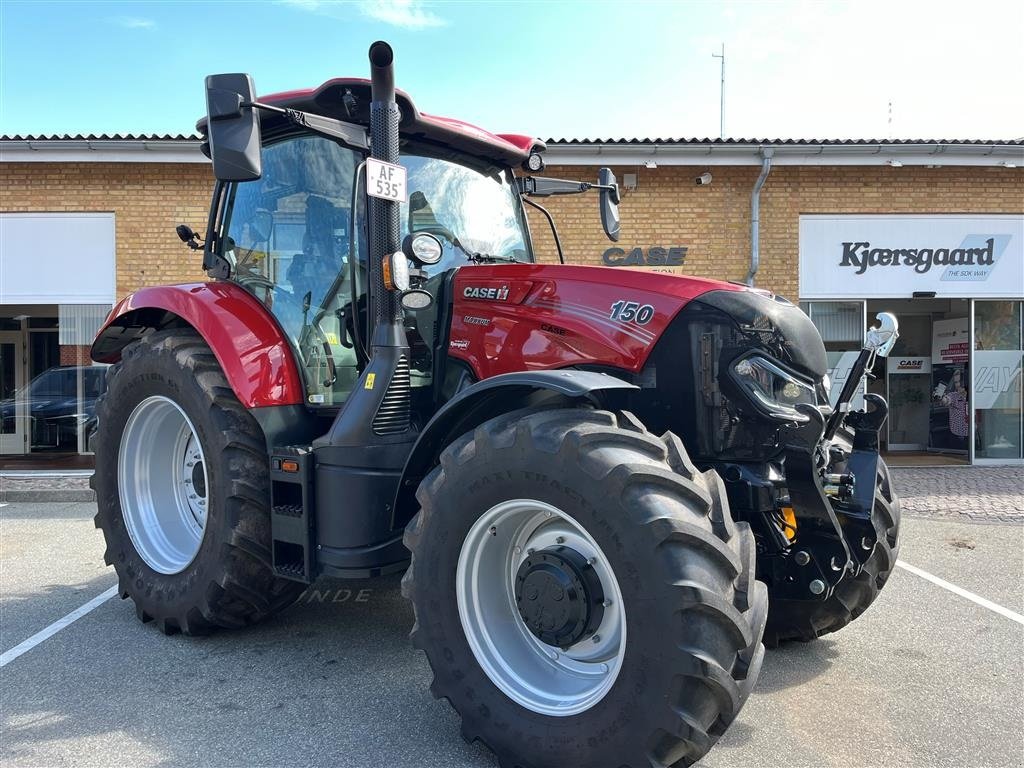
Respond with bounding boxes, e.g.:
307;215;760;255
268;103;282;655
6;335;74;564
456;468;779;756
92;330;304;634
403;408;767;768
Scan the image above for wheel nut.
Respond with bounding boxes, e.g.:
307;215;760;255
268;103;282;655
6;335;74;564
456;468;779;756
600;663;609;673
809;579;826;595
591;634;601;644
602;599;612;608
795;551;810;566
488;526;497;536
549;650;558;660
555;536;565;544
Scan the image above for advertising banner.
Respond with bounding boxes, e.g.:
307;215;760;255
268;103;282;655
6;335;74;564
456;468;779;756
799;214;1024;299
973;350;1023;411
926;317;971;451
931;317;970;363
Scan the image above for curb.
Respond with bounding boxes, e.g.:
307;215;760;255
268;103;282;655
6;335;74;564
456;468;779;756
0;489;97;503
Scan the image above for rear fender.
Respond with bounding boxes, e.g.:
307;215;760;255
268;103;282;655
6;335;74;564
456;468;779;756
392;370;637;529
91;283;303;408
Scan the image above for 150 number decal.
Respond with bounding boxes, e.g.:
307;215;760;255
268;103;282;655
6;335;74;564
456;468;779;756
609;301;655;324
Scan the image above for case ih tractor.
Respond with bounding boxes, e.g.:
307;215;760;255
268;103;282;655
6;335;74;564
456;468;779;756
90;42;902;768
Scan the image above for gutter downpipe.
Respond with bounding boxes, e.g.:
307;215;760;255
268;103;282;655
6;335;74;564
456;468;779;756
746;147;774;286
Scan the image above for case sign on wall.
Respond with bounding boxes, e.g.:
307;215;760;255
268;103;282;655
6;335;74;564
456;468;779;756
799;214;1024;299
887;356;933;375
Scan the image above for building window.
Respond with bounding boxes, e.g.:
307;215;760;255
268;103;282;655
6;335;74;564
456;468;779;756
973;300;1023;461
801;300;866;409
0;305;111;466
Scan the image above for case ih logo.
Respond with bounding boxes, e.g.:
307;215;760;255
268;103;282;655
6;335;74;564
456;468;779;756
839;238;996;275
896;359;924;370
464;285;510;301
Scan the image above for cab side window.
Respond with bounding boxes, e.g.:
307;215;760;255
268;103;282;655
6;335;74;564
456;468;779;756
222;133;364;406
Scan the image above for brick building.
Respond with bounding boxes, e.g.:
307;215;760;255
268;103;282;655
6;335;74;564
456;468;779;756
1;135;1022;465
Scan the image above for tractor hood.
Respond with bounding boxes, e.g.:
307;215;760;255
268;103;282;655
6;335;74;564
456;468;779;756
446;263;761;380
686;288;829;380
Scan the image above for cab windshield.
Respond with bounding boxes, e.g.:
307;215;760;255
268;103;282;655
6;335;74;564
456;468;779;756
221;132;530;407
399;152;532;270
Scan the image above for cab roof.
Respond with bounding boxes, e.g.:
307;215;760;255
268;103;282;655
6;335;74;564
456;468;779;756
200;78;544;169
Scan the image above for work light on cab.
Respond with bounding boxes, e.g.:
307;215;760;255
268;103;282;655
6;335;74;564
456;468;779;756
402;232;443;266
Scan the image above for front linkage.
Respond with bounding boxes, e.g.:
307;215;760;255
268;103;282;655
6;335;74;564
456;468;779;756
771;313;899;603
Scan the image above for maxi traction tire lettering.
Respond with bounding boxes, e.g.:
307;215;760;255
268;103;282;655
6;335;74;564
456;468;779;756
763;459;902;647
402;408;768;768
90;330;304;635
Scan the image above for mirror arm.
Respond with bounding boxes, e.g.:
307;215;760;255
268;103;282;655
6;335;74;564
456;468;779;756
518;176;619;201
521;197;564;265
243;101;370;150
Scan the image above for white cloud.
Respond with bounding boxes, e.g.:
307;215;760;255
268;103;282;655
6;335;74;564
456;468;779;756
358;0;446;29
109;16;156;29
280;0;446;29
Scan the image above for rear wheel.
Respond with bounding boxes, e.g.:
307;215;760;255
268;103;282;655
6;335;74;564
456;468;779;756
92;330;304;635
403;408;767;768
763;459;901;646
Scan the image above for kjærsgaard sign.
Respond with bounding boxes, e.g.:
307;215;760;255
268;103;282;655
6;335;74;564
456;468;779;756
799;214;1024;299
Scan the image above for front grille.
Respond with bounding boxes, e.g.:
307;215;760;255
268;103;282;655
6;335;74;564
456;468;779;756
372;355;411;435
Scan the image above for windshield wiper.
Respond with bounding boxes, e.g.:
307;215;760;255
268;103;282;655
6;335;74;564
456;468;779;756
467;252;521;264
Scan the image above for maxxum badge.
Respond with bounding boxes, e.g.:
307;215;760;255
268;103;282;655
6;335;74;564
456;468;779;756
464;285;510;301
839;238;997;274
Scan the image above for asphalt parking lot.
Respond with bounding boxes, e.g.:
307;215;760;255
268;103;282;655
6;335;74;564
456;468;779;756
2;484;1022;768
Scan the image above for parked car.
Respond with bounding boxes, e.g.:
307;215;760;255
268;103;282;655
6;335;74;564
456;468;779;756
0;365;107;450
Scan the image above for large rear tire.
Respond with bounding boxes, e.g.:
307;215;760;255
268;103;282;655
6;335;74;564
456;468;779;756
402;408;767;768
92;330;304;635
763;459;901;646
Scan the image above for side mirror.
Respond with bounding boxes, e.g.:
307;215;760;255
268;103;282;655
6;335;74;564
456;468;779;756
598;167;620;242
205;73;262;182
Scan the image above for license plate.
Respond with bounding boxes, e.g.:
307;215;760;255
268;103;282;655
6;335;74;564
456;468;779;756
366;158;408;203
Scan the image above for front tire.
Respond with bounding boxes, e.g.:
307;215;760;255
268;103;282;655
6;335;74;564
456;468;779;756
92;330;304;635
402;408;767;768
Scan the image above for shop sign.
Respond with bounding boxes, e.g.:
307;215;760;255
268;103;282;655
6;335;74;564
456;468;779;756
799;214;1024;299
931;317;969;364
887;356;932;375
602;246;688;275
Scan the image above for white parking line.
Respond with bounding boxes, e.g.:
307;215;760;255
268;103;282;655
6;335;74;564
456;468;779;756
0;585;118;668
896;560;1024;626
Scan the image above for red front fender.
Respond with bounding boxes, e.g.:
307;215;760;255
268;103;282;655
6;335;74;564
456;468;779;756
91;282;304;408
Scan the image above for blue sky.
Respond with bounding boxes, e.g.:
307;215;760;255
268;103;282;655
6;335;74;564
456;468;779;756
1;0;1022;141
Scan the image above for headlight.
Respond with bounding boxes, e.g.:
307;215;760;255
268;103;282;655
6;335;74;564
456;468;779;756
732;355;816;422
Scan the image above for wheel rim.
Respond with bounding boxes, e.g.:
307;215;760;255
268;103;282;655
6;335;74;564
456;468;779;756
118;395;208;575
456;499;626;717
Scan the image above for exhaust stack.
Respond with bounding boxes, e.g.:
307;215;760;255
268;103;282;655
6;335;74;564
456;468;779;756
367;41;404;344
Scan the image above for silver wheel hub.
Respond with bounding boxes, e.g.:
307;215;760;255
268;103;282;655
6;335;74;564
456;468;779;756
118;395;208;574
456;499;626;717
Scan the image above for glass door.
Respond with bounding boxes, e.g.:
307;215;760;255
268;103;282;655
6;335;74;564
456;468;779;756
973;300;1023;462
885;314;932;451
0;331;27;455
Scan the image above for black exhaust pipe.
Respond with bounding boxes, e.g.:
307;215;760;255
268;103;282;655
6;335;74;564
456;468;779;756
367;40;403;343
319;41;411;451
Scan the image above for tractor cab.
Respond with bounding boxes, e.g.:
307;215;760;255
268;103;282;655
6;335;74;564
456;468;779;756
196;75;616;411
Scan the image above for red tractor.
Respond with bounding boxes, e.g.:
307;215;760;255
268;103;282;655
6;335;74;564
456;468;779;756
90;42;902;768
